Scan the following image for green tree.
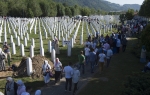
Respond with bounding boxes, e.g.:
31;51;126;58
39;0;50;16
57;3;65;16
0;1;8;16
65;7;72;17
49;1;57;17
7;0;27;17
141;24;150;51
80;7;91;16
139;0;150;17
28;8;34;17
119;14;126;24
125;9;134;20
27;0;42;17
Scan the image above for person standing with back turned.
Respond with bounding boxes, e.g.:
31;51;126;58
63;62;73;92
78;51;85;74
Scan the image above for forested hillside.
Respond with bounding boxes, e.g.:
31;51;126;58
0;0;141;17
53;0;141;11
0;0;107;17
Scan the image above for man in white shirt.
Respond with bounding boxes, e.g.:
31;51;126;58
98;50;106;73
84;45;90;65
63;62;73;91
106;48;113;67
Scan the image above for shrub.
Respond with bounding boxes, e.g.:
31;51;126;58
141;24;150;52
123;73;150;95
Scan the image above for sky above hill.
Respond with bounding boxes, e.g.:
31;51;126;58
106;0;144;5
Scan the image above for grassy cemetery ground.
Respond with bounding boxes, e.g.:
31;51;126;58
78;37;145;95
0;17;120;93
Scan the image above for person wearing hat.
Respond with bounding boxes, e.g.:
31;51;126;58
5;77;18;95
35;90;41;95
16;80;26;95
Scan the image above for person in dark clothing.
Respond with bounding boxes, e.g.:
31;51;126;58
5;77;18;95
122;37;127;52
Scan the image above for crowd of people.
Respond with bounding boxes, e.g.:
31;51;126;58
0;25;129;95
4;77;42;95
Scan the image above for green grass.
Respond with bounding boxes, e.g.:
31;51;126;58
78;37;146;95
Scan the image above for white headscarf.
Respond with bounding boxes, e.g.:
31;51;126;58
6;77;13;82
35;90;41;95
42;60;51;72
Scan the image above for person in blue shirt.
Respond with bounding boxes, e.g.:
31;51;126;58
89;48;96;73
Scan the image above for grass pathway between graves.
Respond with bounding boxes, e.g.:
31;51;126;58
78;37;145;95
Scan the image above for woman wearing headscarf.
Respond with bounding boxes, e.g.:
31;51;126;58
5;77;18;95
0;48;6;71
53;58;62;84
72;65;80;95
35;90;41;95
140;45;146;63
16;80;26;95
41;60;51;86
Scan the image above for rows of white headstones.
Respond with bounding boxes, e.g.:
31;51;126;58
0;15;119;76
0;15;119;59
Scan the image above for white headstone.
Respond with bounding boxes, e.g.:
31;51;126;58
71;38;74;48
0;36;1;43
24;37;27;47
40;47;44;56
51;49;56;63
26;57;33;76
20;44;25;56
31;38;35;48
15;32;17;39
48;40;52;53
26;33;29;40
67;44;71;56
80;35;83;45
62;37;65;47
40;39;43;48
12;42;16;54
30;45;34;58
45;32;47;39
10;35;13;43
17;36;20;46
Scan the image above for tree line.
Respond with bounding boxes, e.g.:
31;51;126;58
0;0;107;17
139;0;150;17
